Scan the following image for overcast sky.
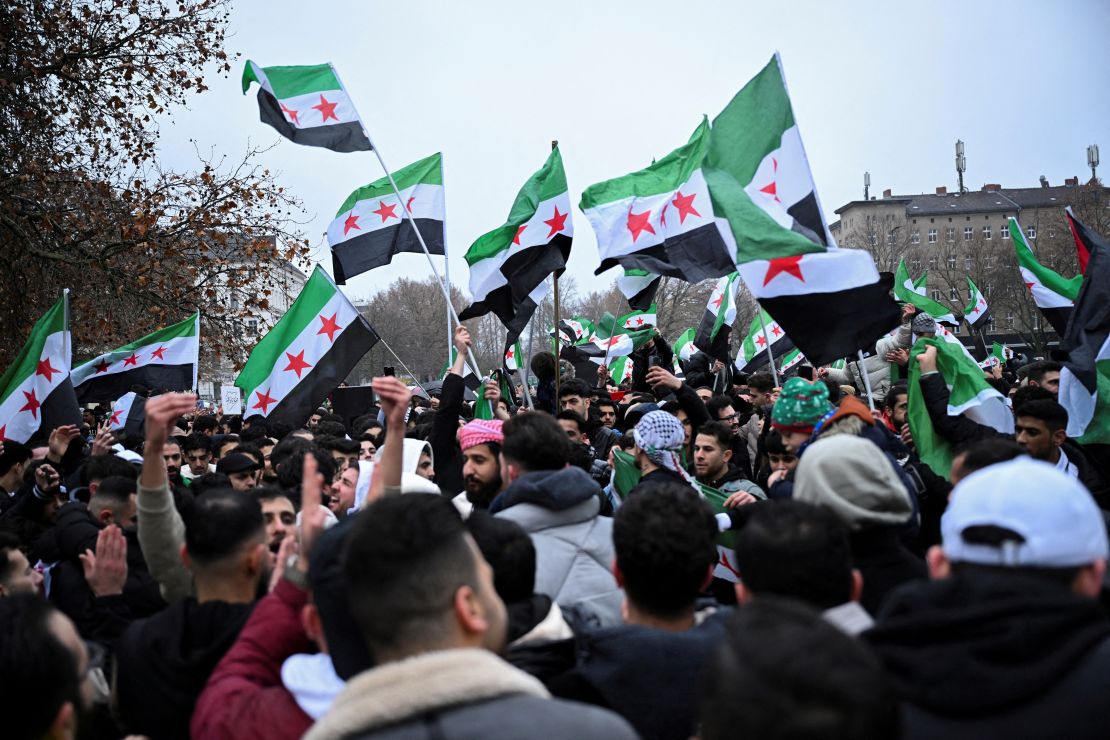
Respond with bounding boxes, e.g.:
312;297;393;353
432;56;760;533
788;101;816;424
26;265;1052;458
159;0;1110;302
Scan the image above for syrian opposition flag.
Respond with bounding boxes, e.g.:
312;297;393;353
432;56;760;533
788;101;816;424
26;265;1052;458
907;337;1014;479
582;118;737;283
674;328;697;363
1065;206;1092;275
779;347;805;373
459;146;572;353
734;309;794;374
913;272;928;296
108;392;147;437
72;313;199;403
242;60;371;153
565;327;653;366
609;355;634;385
1057;212;1110;444
703;55;900;366
1010;217;1081;335
236;266;379;426
504;341;525;373
963;277;991;331
978;342;1007;370
694;273;740;362
0;294;80;443
618;269;661;311
620;305;657;330
894;259;959;326
328;153;444;283
551;316;594;345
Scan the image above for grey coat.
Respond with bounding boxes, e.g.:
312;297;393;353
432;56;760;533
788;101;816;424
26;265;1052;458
827;321;912;404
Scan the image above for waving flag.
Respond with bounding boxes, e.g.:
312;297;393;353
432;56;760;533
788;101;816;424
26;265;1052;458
894;259;959;326
618;269;661;311
694;273;740;362
735;309;794;374
620;305;657;330
674;328;697;363
963;278;990;331
1010;217;1081;335
108;392;147;437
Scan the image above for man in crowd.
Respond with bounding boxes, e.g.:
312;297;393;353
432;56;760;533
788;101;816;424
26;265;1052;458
217;452;262;492
458;418;505;511
182;432;215;482
693;421;765;507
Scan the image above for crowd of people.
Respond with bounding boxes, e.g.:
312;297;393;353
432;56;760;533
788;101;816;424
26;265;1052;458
2;305;1109;740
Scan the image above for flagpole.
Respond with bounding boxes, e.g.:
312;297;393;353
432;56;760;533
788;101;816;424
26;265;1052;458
856;350;876;411
756;310;780;387
330;65;480;380
550;139;561;401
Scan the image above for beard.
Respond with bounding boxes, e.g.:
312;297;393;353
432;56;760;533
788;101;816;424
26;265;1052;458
465;475;503;509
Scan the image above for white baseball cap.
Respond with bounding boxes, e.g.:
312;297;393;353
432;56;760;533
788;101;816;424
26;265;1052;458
943;457;1108;568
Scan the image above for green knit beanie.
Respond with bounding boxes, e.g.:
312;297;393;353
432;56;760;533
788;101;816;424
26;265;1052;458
772;377;832;434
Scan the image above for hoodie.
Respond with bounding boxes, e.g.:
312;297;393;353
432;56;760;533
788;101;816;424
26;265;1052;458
866;572;1110;739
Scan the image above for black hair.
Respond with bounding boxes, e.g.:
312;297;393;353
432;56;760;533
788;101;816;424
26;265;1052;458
1025;360;1062;386
883;381;908;411
747;372;775;394
270;435;313;479
310;517;375;679
558;377;592;400
614;482;718;618
554;410;587;433
764;430;788;455
699;597;899;740
0;594;82;740
266;420;295;441
317;436;360;456
192;416;219;434
80;453;137;487
0;441;32;478
89;475;136;508
501;411;570;472
696;420;733;449
182;432;212;455
704;395;735;421
230;442;264;467
733;501;854;610
1012;384;1053;409
595;396;617;412
566;441;596;475
949;561;1081;589
466;511;535;604
0;529;24;584
184;489;264;567
952;438;1024;477
316;421;348;439
277;446;337;499
1015;399;1068;432
222;415;243;434
252;485;295;508
343;494;476;655
238;426;271;446
190;472;232;498
530;351;558;383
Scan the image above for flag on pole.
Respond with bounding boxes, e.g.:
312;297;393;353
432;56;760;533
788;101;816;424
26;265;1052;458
978;342;1007;370
734;309;794;374
963;277;990;331
0;294;80;443
551;316;595;345
620;304;657;330
327;153;445;283
564;327;654;365
694;273;740;362
1010;217;1081;335
1057;212;1110;444
674;328;697;363
237;266;379;426
779;347;805;373
504;341;525;373
242;61;371;153
1065;206;1092;275
609;355;634;385
913;272;928;296
907;337;1014;479
72;313;200;403
704;55;900;366
459;146;573;354
581;118;737;283
108;392;147;437
618;269;661;312
894;259;959;326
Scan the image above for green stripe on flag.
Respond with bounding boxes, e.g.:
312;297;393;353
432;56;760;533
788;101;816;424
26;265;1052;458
0;296;66;406
335;153;443;215
243;61;342;99
1010;219;1082;300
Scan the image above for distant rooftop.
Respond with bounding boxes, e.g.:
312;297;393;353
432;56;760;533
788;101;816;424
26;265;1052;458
834;177;1104;217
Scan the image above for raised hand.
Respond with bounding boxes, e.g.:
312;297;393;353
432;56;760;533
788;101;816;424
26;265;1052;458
47;424;82;463
144;393;198;449
373;376;412;429
79;525;128;597
645;365;681;392
91;421;115;457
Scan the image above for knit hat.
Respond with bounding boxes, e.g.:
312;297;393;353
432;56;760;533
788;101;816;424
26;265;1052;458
632;410;687;476
911;312;937;335
794;434;913;531
457;419;504;451
771;377;832;434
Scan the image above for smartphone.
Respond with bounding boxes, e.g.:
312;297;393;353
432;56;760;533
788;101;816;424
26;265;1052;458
383;366;395;377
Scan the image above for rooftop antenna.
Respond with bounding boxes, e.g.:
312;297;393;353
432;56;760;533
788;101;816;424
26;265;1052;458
1089;144;1100;182
955;140;967;193
864;171;870;200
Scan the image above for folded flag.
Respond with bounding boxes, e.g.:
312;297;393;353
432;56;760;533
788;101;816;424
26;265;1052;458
504;341;525;374
907;337;1014;479
582;118;737;283
963;277;990;331
242;60;371;153
618;269;661;312
674;328;697;363
734;309;794;374
1057;212;1110;444
237;266;379;426
694;273;740;362
894;259;959;326
108;392;147;437
704;55;900;366
0;294;81;443
620;304;657;330
460;146;572;354
1010;217;1081;335
72;313;200;403
327;153;445;283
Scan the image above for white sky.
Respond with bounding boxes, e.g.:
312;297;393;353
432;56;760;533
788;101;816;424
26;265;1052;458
159;0;1110;302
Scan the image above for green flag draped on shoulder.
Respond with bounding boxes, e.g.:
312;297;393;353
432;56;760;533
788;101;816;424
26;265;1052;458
237;267;379;426
242;60;371;153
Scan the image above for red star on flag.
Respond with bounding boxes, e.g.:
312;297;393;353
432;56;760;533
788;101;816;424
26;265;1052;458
150;346;168;361
253;388;277;414
312;95;339;123
280;103;299;125
756;334;768;348
318;313;341;342
660;203;668;228
626;209;656;242
758;158;782;204
711;293;725;310
634;317;645;326
513;224;527;245
770;325;783;337
543;206;569;239
763;255;805;286
36;357;59;383
343;213;361;235
283;350;312;379
372;200;398;222
406;196;415;213
506;347;515;360
0;425;6;442
671;191;701;224
603;336;623;348
20;389;40;419
93;358;111;374
109;409;124;426
123;353;140;367
1025;282;1035;290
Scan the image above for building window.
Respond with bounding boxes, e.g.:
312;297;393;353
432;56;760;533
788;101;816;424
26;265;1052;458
953;323;962;335
932;289;942;301
945;227;955;242
911;230;920;244
948;254;956;269
911;258;921;273
964;226;974;241
965;255;973;270
887;232;897;247
1001;228;1010;240
1006;311;1014;329
928;229;937;243
987;316;995;331
246;319;258;335
950;287;960;301
983;225;991;240
1027;226;1037;240
870;234;878;246
929;256;938;270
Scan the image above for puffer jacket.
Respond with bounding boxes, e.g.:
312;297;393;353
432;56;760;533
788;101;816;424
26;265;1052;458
827;320;912;404
491;467;622;628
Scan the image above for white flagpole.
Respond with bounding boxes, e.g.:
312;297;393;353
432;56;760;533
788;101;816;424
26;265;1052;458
756;309;780;387
330;65;480;380
857;349;876;411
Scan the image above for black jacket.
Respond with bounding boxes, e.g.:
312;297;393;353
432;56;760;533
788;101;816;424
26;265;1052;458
867;572;1110;740
429;372;465;496
849;527;927;615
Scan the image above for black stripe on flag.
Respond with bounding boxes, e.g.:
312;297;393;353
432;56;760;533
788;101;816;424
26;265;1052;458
75;364;195;404
628;277;660;312
595;223;735;283
786;191;829;247
459;235;571;326
738;336;797;375
332;217;445;284
38;378;82;441
256;90;371;153
694;310;732;363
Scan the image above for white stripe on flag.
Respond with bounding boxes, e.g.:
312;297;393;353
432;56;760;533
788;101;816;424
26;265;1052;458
73;334;197;385
0;330;69;443
327;182;445;246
